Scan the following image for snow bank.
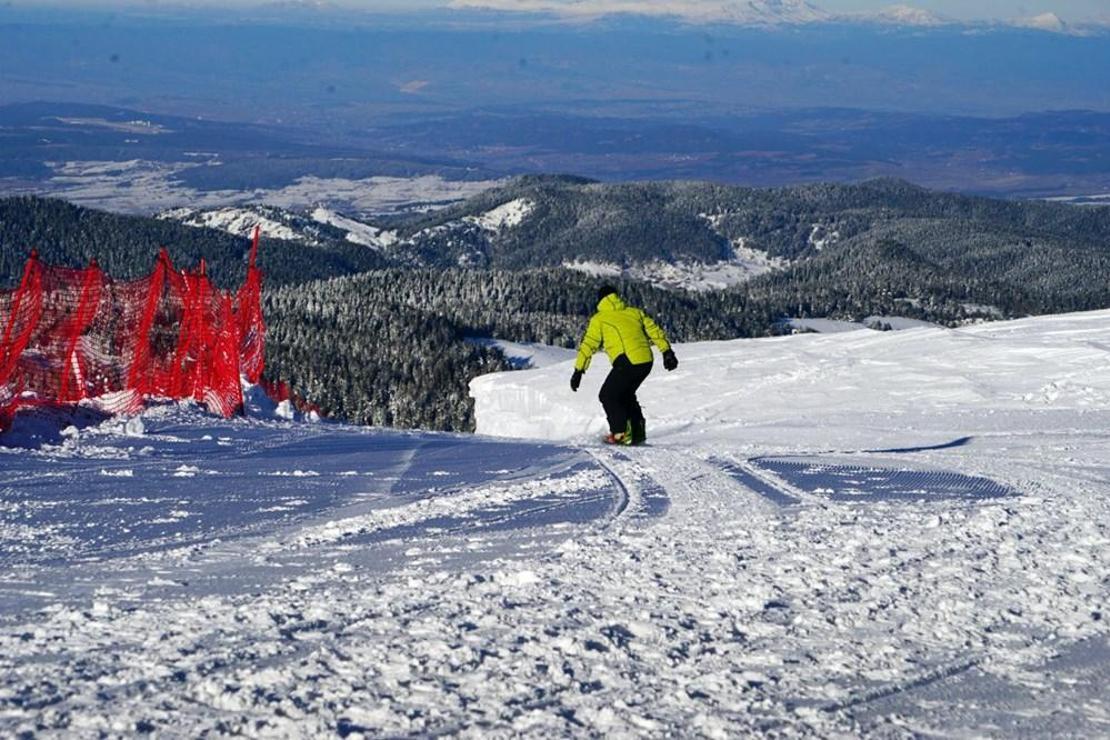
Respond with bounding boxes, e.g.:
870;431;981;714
471;309;1110;442
466;338;576;369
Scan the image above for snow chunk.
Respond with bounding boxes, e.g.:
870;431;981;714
497;570;540;587
100;469;134;477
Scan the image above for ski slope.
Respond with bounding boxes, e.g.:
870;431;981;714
3;312;1110;736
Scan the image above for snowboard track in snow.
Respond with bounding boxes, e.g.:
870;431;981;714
580;446;672;522
710;458;802;507
822;655;982;714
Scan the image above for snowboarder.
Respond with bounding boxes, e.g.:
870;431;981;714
570;285;678;445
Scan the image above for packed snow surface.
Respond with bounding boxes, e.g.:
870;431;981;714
4;311;1110;736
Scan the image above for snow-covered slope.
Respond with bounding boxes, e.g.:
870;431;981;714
472;309;1110;441
310;206;399;249
159;205;309;242
463;197;534;232
4;311;1110;736
160;203;399;249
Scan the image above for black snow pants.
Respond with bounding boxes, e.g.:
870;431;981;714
599;354;653;436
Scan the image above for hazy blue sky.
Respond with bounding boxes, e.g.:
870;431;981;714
29;1;1110;22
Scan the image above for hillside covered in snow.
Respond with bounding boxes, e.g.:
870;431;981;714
2;310;1109;735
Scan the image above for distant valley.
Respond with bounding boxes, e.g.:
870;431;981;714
5;103;1110;212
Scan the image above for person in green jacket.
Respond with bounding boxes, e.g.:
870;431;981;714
570;285;678;445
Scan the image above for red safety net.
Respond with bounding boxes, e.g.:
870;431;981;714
0;228;265;431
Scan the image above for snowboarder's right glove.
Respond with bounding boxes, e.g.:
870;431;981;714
570;369;583;392
663;349;678;372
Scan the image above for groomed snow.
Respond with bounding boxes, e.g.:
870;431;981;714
3;310;1110;735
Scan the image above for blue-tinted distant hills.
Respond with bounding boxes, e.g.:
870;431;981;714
2;7;1108;117
4;101;1110;200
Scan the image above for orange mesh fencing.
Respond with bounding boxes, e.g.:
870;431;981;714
0;229;265;430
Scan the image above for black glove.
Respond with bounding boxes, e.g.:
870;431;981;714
570;369;583;392
662;349;678;372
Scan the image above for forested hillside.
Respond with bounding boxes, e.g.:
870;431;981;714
0;197;386;288
379;176;1110;271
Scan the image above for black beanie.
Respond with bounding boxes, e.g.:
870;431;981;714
597;284;618;301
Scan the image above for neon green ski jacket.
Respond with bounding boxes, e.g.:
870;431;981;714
574;293;672;372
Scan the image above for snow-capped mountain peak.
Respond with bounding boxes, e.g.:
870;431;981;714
722;0;829;24
870;4;948;26
1016;11;1068;33
447;0;830;26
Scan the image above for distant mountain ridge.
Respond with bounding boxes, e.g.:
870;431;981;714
0;196;386;289
154;175;1110;295
445;0;1105;34
10;177;1107;306
447;0;830;26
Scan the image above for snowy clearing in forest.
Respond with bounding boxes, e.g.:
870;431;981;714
310;207;399;249
3;311;1110;736
563;256;777;292
464;198;534;232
